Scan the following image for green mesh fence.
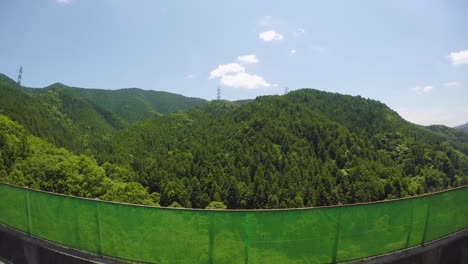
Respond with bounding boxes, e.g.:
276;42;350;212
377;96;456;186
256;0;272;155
0;182;467;263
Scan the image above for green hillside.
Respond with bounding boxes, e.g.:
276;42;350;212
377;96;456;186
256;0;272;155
1;73;467;209
0;75;124;153
427;125;468;154
0;74;206;154
0;113;157;205
98;89;468;208
72;87;207;124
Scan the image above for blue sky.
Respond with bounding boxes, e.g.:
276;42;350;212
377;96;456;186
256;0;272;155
1;0;467;126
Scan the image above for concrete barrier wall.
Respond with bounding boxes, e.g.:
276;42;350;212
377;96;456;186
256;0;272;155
351;228;468;264
0;224;120;264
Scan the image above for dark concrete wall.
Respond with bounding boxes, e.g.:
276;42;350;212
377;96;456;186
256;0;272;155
1;224;467;264
0;225;122;264
350;229;468;264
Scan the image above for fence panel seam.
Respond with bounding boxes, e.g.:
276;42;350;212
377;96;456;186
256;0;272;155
421;194;432;246
244;214;250;264
26;189;32;236
96;202;103;256
331;209;341;264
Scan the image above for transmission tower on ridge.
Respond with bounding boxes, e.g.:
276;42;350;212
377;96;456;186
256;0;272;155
284;86;289;95
17;66;23;86
217;85;221;100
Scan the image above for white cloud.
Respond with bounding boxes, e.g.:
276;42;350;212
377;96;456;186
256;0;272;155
220;72;271;89
447;50;468;65
209;63;245;79
411;86;433;94
293;28;305;37
184;74;196;79
56;0;71;4
443;81;462;87
290;49;297;55
237;54;259;64
209;56;272;89
259;30;284;42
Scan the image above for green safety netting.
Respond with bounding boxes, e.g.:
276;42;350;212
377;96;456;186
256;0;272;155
0;182;467;263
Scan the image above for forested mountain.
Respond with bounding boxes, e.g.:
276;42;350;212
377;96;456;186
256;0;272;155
1;73;467;209
0;74;117;154
0;113;158;205
454;122;468;133
427;125;468;154
70;87;207;124
96;90;468;208
0;74;206;154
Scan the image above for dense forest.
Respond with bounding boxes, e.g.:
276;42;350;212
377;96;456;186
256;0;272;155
1;73;467;209
0;74;205;154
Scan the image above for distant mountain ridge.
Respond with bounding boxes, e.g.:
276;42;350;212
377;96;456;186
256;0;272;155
454;122;468;133
67;86;206;124
0;73;206;153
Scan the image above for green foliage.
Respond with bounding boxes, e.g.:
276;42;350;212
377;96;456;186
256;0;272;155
168;201;183;208
1;73;467;209
100;181;155;205
0;113;153;205
427;125;468;154
0;77;125;154
0;74;205;155
205;201;227;209
96;89;468;208
72;87;207;124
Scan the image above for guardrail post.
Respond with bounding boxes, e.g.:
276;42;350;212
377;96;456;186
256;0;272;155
244;213;250;264
421;194;432;246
